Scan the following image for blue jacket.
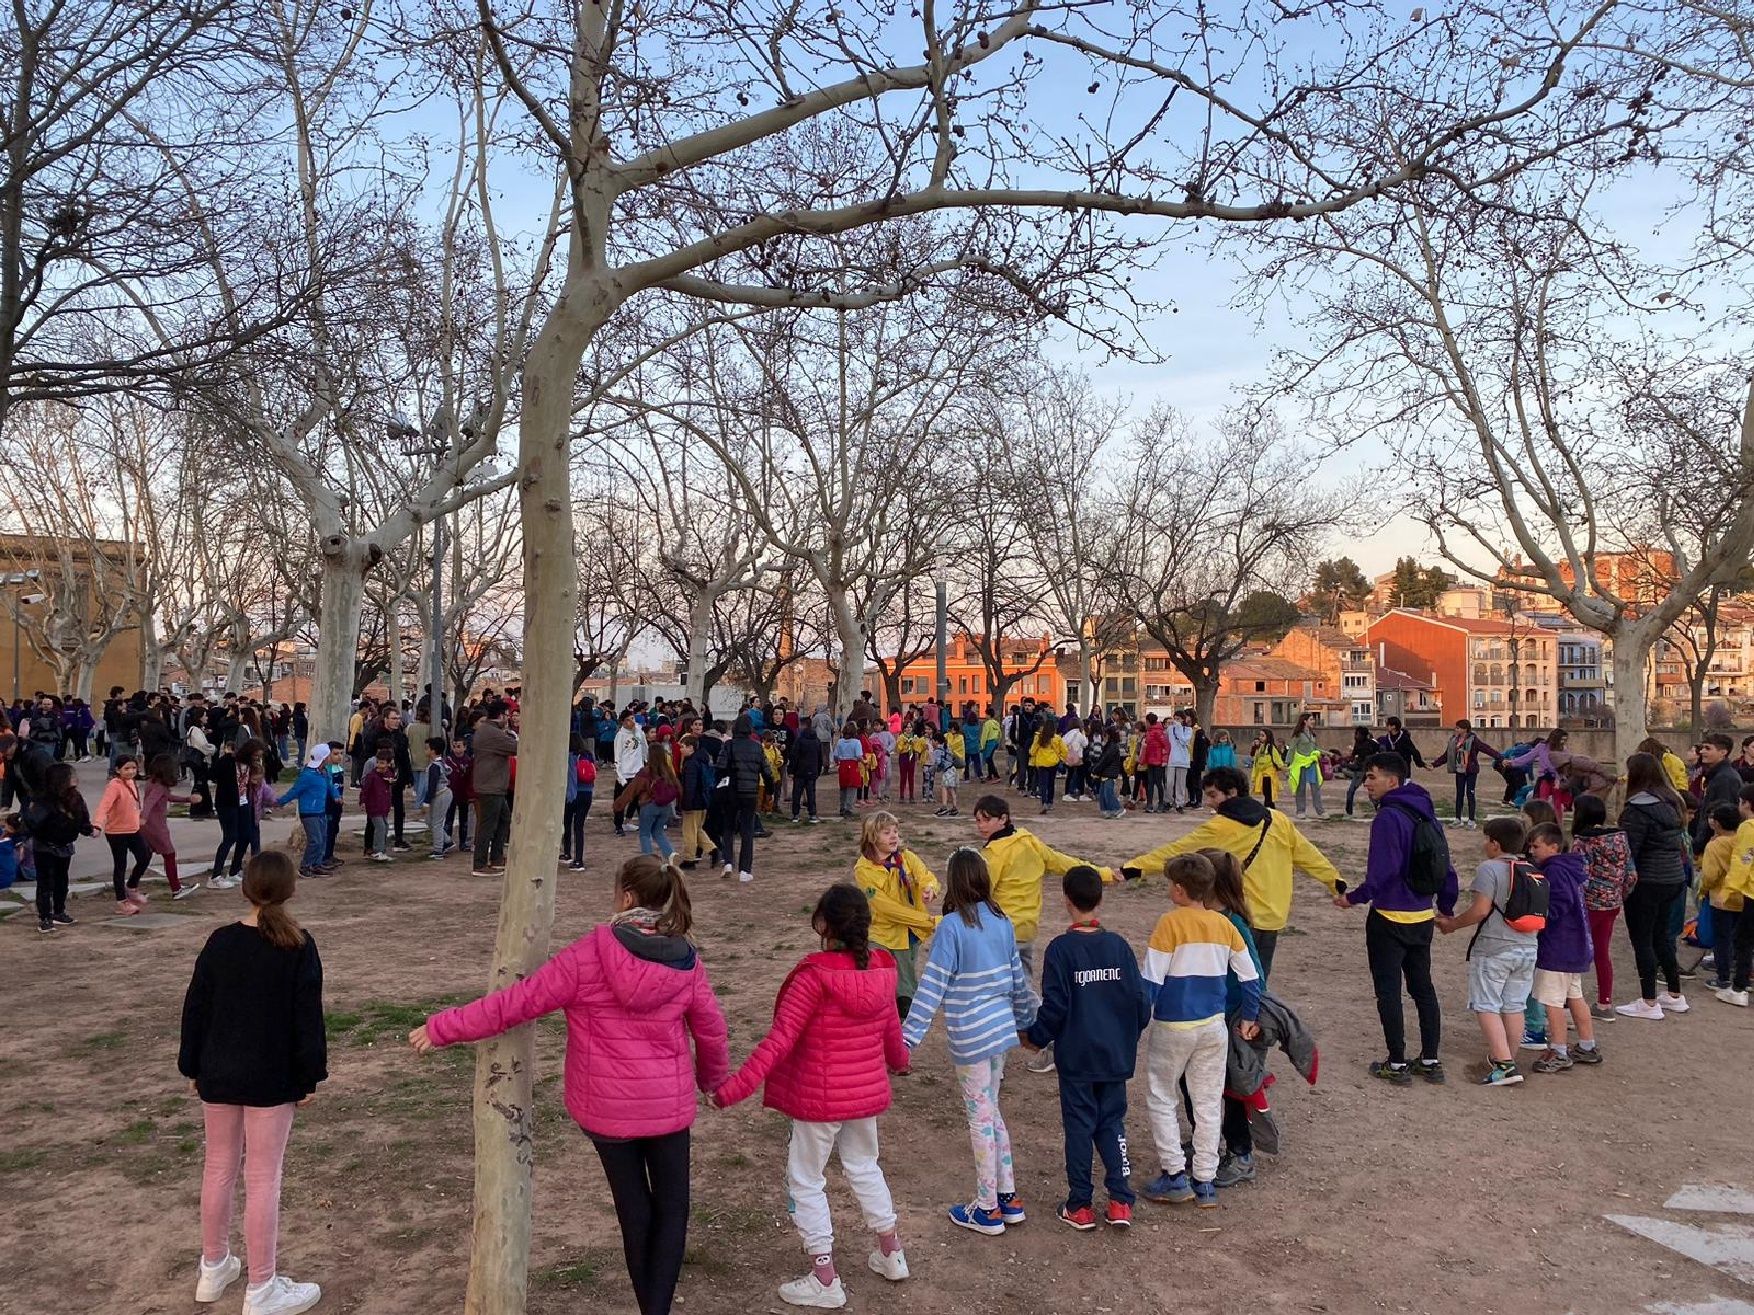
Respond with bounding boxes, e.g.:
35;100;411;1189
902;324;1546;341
1346;781;1458;917
276;765;332;817
1206;743;1237;770
1024;926;1151;1082
902;902;1037;1065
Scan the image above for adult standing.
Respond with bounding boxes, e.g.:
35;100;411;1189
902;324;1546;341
292;703;309;768
1692;732;1742;857
1187;715;1209;800
1615;752;1692;1020
184;709;217;818
1376;717;1426;771
362;707;415;852
1430;719;1502;829
613;712;648;838
1335;752;1456;1086
1287;713;1327;821
1166;710;1194;812
1124;765;1345;978
29;695;64;761
787;718;823;822
469;702;517;876
717;714;777;884
0;729;51;810
103;686;131;773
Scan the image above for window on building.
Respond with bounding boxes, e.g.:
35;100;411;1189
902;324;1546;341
1343;673;1368;689
1252;702;1266;724
1144;657;1170;672
1121;676;1137;696
1254;681;1266;693
1474;691;1485;708
958;677;968;695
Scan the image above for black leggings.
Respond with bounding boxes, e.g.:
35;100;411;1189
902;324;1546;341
34;849;70;919
731;796;757;875
591;1129;690;1315
1365;910;1441;1064
107;832;151;900
1453;771;1478;822
1623;881;1683;1000
563;793;593;861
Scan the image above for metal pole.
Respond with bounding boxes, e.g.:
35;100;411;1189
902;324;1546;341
11;594;19;704
935;577;948;710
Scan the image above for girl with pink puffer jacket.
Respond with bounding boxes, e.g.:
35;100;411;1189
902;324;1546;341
409;854;728;1315
715;884;911;1310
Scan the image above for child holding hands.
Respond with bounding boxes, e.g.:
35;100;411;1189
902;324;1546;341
715;886;910;1309
852;811;939;1017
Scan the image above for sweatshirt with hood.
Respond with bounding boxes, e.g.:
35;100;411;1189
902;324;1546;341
425;921;729;1140
1126;795;1344;934
1345;781;1458;920
981;824;1112;945
1533;850;1593;974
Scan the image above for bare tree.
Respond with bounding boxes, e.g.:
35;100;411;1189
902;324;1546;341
1273;167;1754;758
448;0;1658;1305
1109;407;1331;727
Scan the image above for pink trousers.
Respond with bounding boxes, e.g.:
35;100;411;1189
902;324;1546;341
201;1102;297;1284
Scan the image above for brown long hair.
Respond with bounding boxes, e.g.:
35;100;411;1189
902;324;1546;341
617;853;692;937
242;851;306;950
649;741;680;787
1624;752;1684;812
1198;847;1251;924
942;847;1004;928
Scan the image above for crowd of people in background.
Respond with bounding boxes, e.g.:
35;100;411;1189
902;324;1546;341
6;674;1753;1315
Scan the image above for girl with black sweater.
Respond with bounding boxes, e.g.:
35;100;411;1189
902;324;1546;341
26;761;93;932
179;851;326;1315
1616;752;1691;1020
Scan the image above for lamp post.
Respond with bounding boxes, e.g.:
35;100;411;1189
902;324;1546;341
934;573;948;711
3;571;42;703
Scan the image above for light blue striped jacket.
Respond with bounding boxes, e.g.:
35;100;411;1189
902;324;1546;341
902;902;1038;1065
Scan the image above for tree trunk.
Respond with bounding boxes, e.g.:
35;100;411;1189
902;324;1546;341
140;613;161;691
461;296;600;1315
72;655;98;703
683;589;716;706
1611;623;1651;764
310;540;375;746
1192;675;1219;733
1689;666;1706;733
882;667;902;716
828;589;866;726
223;652;250;695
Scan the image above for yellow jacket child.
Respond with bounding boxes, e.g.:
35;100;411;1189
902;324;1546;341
1700;831;1742;912
1028;734;1068;769
979;815;1112;945
1723;816;1754;908
854;849;939;950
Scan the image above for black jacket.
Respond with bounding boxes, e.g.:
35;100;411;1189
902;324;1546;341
179;923;327;1106
1620;792;1687;886
717;734;776;799
787;727;824;778
360;723;415;787
1086;739;1124;782
680;753;715;812
1694;759;1743;855
7;742;52;803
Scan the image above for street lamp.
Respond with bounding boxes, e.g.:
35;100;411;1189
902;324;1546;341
934;571;949;711
3;571;43;703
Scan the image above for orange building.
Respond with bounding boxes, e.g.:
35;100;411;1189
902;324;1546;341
1366;609;1555;730
1268;623;1376;725
888;633;1066;714
1213;656;1340;728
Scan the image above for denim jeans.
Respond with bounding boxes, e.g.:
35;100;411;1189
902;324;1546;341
1038;769;1056;809
639;801;675;858
299;814;326;870
1345;773;1366;815
1098;777;1120;813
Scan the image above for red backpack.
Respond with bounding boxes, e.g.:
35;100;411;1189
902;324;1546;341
576;756;597;787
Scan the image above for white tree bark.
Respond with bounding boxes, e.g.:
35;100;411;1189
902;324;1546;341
308;541;375;744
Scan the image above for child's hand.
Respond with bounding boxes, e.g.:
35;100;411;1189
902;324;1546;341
1017;1033;1038;1052
408;1024;435;1054
710;1087;731;1109
1435;914;1455;935
1332;893;1353;910
1236;1019;1261;1041
296;1093;316;1108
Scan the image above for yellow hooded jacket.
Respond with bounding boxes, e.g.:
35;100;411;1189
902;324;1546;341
983;826;1112;945
1125;797;1343;933
854;849;940;951
1700;831;1743;912
1724;817;1754;907
1250;742;1285;797
1028;735;1068;769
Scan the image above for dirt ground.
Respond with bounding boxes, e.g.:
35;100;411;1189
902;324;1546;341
2;763;1751;1315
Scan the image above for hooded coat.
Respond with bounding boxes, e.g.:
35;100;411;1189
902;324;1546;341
426;922;729;1140
714;949;907;1121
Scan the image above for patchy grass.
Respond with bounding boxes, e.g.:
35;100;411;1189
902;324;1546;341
75;1031;127;1055
534;1248;619;1290
326;996;470;1047
0;1149;49;1174
116;1119;156;1146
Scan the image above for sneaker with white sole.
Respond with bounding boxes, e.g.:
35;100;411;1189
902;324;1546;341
1024;1043;1056;1074
1655;992;1690;1014
1615;999;1663;1020
173;884;200;900
195;1254;240;1302
1716;987;1750;1007
867;1248;909;1281
778;1273;846;1308
738;871;754;884
242;1274;321;1315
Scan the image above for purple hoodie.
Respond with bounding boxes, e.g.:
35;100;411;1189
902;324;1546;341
1534;851;1593;973
1346;781;1458;917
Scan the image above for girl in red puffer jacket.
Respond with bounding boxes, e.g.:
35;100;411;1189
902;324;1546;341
715;885;911;1308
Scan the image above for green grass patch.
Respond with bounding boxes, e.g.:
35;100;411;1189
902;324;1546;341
534;1248;618;1289
76;1031;127;1054
0;1148;48;1173
116;1118;156;1145
326;996;470;1047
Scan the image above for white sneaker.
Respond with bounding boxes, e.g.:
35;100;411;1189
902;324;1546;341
722;863;735;878
195;1254;240;1302
1656;992;1691;1014
207;875;238;890
868;1248;909;1281
738;870;754;884
174;884;200;900
1615;999;1664;1020
1716;987;1750;1007
243;1275;321;1315
778;1273;847;1308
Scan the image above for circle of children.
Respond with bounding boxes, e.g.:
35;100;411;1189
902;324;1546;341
11;680;1754;1315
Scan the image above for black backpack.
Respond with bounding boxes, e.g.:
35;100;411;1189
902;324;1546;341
1383;798;1451;897
1467;858;1549;959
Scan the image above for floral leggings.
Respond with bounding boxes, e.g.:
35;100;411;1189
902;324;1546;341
955;1054;1014;1210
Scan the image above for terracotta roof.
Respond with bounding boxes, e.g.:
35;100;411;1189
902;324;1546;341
1373;608;1522;635
1375;664;1435;692
1226;657;1323;682
1292;623;1367;650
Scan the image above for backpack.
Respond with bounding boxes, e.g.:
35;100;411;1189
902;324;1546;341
1383;798;1451;898
576;756;597;787
1498;858;1549;932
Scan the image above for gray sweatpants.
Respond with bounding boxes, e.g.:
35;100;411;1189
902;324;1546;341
428;787;453;854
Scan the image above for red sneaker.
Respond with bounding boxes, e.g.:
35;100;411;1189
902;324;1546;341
1056;1204;1098;1231
1105;1201;1133;1229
